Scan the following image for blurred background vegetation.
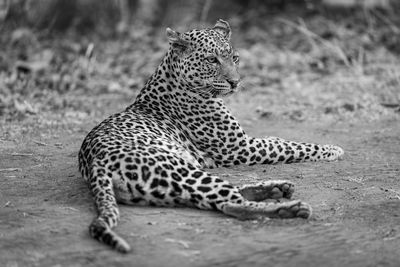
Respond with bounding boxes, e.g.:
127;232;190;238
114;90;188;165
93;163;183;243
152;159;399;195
0;0;399;126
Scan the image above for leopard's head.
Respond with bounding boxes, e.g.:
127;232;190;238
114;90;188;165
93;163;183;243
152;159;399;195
166;19;241;98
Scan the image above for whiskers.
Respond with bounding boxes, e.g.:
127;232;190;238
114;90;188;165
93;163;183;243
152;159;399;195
199;87;234;98
198;86;216;97
187;79;243;98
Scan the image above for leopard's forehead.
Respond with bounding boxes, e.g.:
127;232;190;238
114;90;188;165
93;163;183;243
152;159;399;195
186;29;232;57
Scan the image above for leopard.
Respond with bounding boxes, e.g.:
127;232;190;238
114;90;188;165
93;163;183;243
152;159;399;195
78;19;344;253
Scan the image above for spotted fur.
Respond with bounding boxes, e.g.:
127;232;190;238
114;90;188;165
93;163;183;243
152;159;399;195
78;19;344;253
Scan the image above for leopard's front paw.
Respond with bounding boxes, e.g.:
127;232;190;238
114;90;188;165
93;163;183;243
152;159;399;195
322;145;344;161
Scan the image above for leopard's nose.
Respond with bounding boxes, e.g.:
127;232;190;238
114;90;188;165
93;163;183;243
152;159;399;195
227;79;240;88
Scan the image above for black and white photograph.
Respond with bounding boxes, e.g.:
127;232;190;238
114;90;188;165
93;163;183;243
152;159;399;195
1;0;399;266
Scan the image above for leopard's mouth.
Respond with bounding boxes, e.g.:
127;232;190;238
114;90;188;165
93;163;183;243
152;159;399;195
211;80;240;96
183;76;240;98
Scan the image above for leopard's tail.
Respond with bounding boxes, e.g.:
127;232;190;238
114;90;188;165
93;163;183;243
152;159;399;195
89;218;131;253
87;162;131;253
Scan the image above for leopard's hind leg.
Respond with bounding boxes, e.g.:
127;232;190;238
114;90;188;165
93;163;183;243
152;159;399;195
228;181;311;220
170;166;312;221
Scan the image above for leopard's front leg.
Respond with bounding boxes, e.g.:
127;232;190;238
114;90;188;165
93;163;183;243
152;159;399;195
186;101;343;167
259;136;344;163
213;135;344;167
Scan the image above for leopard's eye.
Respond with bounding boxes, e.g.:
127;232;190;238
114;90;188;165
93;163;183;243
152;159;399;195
206;56;218;64
233;55;239;63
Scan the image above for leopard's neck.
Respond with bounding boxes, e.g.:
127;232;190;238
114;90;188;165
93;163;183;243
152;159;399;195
125;49;238;148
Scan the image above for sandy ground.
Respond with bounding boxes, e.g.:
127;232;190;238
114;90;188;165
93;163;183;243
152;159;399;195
1;93;400;267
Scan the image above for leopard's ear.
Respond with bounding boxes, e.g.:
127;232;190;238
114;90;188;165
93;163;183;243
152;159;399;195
166;28;191;54
213;19;231;40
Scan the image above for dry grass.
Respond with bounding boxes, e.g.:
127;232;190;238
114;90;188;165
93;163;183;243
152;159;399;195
0;7;399;128
237;12;400;122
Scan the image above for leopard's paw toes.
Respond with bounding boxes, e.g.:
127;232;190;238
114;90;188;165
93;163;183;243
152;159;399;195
269;180;294;199
296;202;312;219
323;145;344;161
277;201;312;219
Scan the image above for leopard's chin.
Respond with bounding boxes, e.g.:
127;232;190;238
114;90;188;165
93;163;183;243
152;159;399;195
213;90;235;98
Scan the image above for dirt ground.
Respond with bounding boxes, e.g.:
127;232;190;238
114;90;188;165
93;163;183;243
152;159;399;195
1;5;400;265
1;90;399;267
